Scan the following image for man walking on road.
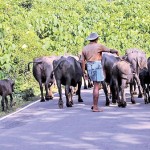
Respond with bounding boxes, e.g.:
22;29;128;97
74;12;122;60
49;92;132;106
81;32;119;112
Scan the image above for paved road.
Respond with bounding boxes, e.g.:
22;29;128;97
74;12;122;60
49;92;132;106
0;87;150;150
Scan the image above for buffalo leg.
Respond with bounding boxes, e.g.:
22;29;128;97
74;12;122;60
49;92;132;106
56;80;63;108
144;87;148;104
48;86;53;99
45;83;49;101
5;97;8;110
147;84;150;103
120;80;127;107
130;81;136;104
112;79;121;107
110;82;118;104
134;74;142;98
139;76;148;103
45;82;53;100
39;81;45;102
83;76;88;89
1;96;5;111
70;87;74;105
77;81;83;102
87;73;93;88
10;94;15;108
133;80;137;95
101;81;110;106
65;85;72;107
144;83;149;104
88;79;93;88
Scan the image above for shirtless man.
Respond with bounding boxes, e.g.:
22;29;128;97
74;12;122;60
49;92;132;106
81;32;119;112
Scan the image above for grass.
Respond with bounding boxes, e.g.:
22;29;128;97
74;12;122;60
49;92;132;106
0;86;58;118
0;94;40;118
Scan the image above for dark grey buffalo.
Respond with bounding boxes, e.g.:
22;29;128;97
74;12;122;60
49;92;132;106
52;56;83;108
111;60;142;107
139;57;150;104
67;55;93;90
147;57;150;76
123;48;147;97
28;56;58;102
139;67;150;104
101;52;121;105
0;79;15;111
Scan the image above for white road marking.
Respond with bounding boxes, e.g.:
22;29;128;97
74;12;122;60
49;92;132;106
0;100;40;121
0;93;58;121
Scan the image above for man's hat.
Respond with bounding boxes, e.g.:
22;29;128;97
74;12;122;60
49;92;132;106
86;32;99;41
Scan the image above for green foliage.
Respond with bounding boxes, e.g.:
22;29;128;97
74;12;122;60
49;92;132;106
0;0;150;94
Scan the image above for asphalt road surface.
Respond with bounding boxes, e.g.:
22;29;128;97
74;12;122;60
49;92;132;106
0;87;150;150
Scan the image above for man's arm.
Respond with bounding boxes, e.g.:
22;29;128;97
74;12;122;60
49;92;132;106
110;49;119;56
100;44;119;56
81;52;86;74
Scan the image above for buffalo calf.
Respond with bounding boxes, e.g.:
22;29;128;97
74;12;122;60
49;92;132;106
139;68;150;104
0;79;15;111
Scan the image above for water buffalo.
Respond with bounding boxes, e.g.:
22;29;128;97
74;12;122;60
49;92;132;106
28;56;58;102
123;48;147;97
52;56;83;108
101;52;121;105
0;79;15;111
111;60;142;107
147;57;150;76
139;57;150;104
125;48;147;74
139;67;150;104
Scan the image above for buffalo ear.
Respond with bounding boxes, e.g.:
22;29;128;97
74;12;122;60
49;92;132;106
138;57;147;69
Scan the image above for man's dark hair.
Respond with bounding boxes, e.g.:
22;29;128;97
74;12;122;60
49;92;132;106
90;37;99;42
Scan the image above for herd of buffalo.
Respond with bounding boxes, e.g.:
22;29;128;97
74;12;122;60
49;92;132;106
0;48;150;111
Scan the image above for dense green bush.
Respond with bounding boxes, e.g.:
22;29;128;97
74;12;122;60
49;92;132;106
0;0;150;94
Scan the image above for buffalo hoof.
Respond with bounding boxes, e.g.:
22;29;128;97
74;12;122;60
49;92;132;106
109;94;112;99
40;99;45;102
105;101;110;106
78;99;83;102
118;102;122;107
58;100;63;108
133;91;137;95
91;106;93;110
45;96;53;101
70;100;74;105
131;99;136;104
76;91;79;95
145;99;149;104
138;94;143;98
131;101;136;104
66;103;73;107
84;86;88;89
118;102;126;108
112;99;117;104
122;102;127;108
111;102;117;105
88;84;93;88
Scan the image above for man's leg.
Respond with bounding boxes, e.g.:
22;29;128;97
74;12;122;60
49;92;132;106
93;81;103;112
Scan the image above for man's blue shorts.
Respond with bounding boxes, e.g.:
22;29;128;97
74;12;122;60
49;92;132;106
87;61;104;82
